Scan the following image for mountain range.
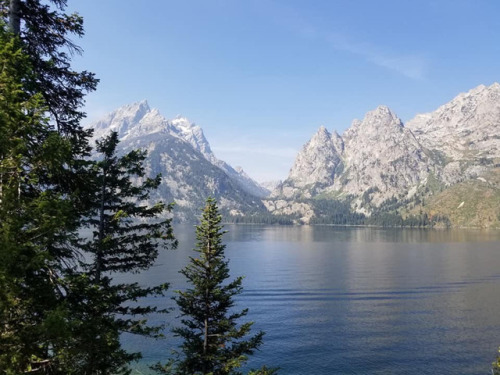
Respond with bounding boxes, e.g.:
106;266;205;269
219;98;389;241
266;83;500;227
89;101;268;221
89;83;500;227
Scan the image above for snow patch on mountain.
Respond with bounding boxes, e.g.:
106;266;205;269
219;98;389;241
89;101;269;198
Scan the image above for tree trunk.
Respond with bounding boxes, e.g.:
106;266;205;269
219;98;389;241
203;237;211;374
9;0;21;35
96;170;106;282
203;316;208;374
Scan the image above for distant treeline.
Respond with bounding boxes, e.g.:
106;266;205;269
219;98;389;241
309;199;365;225
225;212;296;225
226;198;451;228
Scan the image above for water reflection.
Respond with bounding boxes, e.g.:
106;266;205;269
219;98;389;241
224;224;500;244
124;225;500;375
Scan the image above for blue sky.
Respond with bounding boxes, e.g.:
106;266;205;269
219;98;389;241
69;0;500;182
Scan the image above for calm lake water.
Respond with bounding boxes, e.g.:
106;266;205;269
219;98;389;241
121;225;500;374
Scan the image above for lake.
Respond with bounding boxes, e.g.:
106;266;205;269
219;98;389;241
121;225;500;374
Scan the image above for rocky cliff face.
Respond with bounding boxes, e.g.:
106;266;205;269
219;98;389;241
89;102;267;221
339;106;432;206
272;126;343;199
165;114;270;198
407;83;500;160
268;83;500;224
407;83;500;185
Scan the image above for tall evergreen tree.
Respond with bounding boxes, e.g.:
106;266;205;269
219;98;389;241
1;1;96;373
86;131;176;282
1;0;98;137
1;0;99;223
0;1;180;372
155;198;271;375
0;23;96;374
59;131;177;374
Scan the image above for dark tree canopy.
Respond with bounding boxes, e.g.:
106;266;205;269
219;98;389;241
0;2;175;374
1;0;98;139
0;23;82;374
61;131;177;374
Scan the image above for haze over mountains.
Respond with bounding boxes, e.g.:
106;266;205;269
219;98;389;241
268;83;500;227
90;101;268;221
90;83;500;227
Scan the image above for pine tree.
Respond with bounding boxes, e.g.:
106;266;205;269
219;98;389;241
155;198;269;375
1;1;180;372
1;0;98;137
60;131;177;374
85;131;176;281
1;1;102;372
1;0;99;233
0;23;83;374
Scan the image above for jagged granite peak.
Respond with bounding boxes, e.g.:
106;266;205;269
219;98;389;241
330;129;344;155
116;132;266;222
165;118;269;198
267;83;500;225
343;105;403;145
167;115;215;162
270;105;433;216
407;82;500;161
92;100;152;140
89;101;270;206
338;106;432;206
168;117;269;197
272;126;343;199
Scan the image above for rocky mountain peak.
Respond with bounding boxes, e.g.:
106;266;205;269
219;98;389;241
310;125;331;144
343;105;404;151
272;104;431;209
273;125;343;198
170;115;193;130
359;105;402;130
407;82;500;161
316;125;329;135
89;101;270;202
331;130;344;154
171;120;213;161
91;100;152;140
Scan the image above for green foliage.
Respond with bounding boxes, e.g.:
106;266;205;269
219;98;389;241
493;347;500;375
307;195;447;228
0;23;81;373
361;186;380;205
1;0;98;137
84;131;176;277
309;198;365;225
226;212;295;225
1;1;176;373
424;171;445;195
62;131;177;374
156;198;272;375
247;366;280;375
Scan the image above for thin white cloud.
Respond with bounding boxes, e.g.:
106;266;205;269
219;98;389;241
261;0;429;80
325;33;428;80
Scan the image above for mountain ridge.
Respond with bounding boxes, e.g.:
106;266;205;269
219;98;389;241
88;102;269;221
87;83;499;228
267;83;500;227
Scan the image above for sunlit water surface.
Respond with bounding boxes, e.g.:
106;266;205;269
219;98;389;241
118;225;500;374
